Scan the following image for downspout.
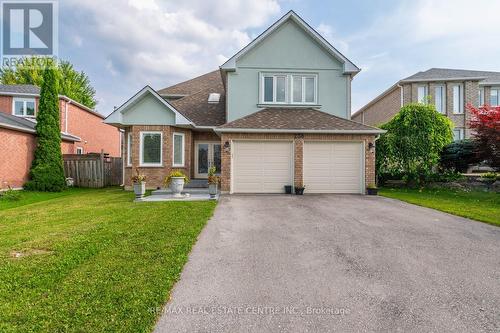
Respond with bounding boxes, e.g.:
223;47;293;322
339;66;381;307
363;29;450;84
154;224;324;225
120;129;125;187
65;100;69;133
397;83;403;107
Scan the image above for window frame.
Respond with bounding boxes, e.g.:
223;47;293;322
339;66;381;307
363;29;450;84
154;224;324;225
490;87;500;106
453;128;464;141
172;132;185;167
479;87;485;106
417;85;428;104
76;147;84;155
434;84;446;113
261;73;288;104
139;131;163;167
12;97;36;117
291;74;318;104
452;84;464;114
127;132;132;166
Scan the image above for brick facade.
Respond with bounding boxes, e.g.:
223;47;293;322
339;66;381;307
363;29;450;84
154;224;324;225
219;132;376;193
0;128;36;189
351;86;400;126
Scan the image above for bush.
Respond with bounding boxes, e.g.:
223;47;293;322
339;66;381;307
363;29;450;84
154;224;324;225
24;67;66;192
426;170;465;183
468;104;500;170
164;170;190;186
440;139;479;172
377;103;454;186
0;188;21;201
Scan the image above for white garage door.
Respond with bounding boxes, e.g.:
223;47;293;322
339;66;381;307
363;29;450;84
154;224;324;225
232;141;293;193
304;142;364;194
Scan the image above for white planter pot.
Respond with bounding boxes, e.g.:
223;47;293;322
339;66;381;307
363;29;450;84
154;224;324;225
208;183;218;197
133;182;146;198
170;177;185;197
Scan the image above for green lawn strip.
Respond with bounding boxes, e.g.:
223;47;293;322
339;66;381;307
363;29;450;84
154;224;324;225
0;187;91;211
379;187;500;226
0;188;216;333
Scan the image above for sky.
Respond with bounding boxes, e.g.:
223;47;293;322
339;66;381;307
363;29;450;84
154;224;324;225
58;0;500;116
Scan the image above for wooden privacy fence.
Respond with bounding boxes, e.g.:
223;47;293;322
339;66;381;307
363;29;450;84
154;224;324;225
63;151;123;188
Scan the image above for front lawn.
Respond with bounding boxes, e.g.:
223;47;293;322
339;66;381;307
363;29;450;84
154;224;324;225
0;188;216;332
379;187;500;226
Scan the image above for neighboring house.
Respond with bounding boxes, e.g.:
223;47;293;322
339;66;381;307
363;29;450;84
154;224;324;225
0;84;121;188
105;11;384;194
352;68;500;141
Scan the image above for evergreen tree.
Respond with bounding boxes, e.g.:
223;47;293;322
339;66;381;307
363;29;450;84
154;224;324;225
24;67;66;191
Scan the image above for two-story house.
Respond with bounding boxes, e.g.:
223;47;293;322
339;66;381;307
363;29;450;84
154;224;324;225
0;84;121;188
352;68;500;141
105;11;384;194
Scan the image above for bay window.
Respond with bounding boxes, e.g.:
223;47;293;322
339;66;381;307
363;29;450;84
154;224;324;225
172;132;185;167
13;98;35;117
261;73;317;105
140;131;162;166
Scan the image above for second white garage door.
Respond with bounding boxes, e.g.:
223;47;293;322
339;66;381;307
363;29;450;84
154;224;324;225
232;141;293;193
304;141;364;194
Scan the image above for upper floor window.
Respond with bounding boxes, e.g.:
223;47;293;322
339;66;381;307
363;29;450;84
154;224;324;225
260;73;317;105
417;85;428;104
434;85;445;113
76;147;84;155
140;131;162;167
13;98;35;117
490;87;500;106
452;84;464;114
479;87;485;106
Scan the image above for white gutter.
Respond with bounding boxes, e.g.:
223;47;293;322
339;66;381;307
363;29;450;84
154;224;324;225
215;128;386;134
0;123;81;141
397;83;403;107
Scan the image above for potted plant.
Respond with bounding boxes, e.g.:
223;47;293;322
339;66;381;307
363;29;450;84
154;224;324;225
207;166;219;198
164;170;190;197
367;183;378;195
131;168;146;198
294;184;305;195
284;185;292;194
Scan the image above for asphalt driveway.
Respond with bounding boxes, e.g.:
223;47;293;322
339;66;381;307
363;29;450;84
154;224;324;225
154;195;500;333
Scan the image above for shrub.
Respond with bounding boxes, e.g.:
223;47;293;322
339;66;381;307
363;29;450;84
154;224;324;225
207;166;219;185
0;187;21;201
467;104;500;170
481;172;499;182
440;139;479;172
164;170;190;186
131;168;146;183
426;170;465;183
376;103;454;186
24;67;66;192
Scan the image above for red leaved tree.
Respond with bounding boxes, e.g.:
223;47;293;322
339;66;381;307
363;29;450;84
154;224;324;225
467;104;500;169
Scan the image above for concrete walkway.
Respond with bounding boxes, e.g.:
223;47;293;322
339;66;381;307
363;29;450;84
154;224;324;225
154;195;500;333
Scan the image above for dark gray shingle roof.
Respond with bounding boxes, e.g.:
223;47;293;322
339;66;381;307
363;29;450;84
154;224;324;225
402;68;500;84
0;84;40;94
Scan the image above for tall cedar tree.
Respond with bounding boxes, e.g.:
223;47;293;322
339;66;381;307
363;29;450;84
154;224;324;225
24;68;66;191
467;104;500;169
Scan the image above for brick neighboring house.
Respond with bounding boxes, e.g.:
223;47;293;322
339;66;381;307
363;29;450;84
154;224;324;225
351;68;500;141
105;11;384;194
0;84;121;188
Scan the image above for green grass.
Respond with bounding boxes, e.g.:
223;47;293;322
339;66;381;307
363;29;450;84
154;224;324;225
0;188;217;332
0;187;91;210
379;187;500;226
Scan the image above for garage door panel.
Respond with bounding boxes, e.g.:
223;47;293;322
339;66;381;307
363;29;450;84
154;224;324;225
233;141;293;193
304;142;363;194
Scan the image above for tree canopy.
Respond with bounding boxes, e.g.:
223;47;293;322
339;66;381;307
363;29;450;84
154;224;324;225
376;103;454;185
468;104;500;169
0;57;97;109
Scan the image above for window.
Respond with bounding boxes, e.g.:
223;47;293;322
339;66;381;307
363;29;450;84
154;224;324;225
172;132;185;167
434;85;446;113
12;98;35;117
479;87;485;106
452;84;464;114
76;147;84;154
261;73;317;105
262;74;287;103
453;128;464;141
417;85;428;104
127;133;132;166
140;131;162;166
291;75;317;104
490;87;500;106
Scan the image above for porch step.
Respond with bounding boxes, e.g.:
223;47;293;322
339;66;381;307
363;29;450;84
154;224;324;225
152;188;210;195
185;179;208;188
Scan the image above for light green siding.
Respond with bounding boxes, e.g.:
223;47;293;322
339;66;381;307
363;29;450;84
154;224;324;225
121;93;176;125
227;19;349;122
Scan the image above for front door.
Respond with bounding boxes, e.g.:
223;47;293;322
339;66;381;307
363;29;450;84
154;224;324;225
195;142;221;178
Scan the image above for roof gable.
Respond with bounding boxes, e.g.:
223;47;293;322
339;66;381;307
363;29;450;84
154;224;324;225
220;10;359;75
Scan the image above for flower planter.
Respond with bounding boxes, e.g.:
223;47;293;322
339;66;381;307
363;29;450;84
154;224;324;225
170;177;185;197
367;188;378;195
133;181;146;198
294;186;305;195
208;183;218;198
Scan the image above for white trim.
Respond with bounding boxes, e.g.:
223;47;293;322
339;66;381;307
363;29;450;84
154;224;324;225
220;10;360;75
139;131;163;167
127;132;132;166
401;76;487;83
172;132;185;167
76;147;84;154
291;74;318;105
104;86;193;126
194;141;221;178
12;97;36;117
0;122;81;141
215;128;385;134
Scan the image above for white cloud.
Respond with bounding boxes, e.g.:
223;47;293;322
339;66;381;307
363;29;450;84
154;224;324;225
316;23;349;54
